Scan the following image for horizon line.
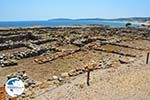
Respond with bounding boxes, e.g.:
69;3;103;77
0;16;150;22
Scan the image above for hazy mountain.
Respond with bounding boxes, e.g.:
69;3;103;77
48;18;73;21
48;17;150;22
74;18;105;21
108;17;150;22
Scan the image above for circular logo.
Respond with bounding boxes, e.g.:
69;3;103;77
5;78;25;97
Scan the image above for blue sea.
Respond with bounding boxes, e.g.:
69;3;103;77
0;20;141;27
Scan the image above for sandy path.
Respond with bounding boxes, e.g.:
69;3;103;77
35;62;150;100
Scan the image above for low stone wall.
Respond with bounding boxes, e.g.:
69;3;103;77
31;38;57;45
0;32;38;43
12;47;57;59
0;46;57;67
0;41;25;51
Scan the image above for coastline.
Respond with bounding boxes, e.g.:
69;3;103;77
115;20;150;26
0;20;142;28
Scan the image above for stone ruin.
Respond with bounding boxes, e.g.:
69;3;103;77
0;26;150;67
0;46;57;67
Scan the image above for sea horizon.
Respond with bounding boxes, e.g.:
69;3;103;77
0;20;141;28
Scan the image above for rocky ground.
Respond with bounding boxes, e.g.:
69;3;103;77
0;26;150;100
35;63;150;100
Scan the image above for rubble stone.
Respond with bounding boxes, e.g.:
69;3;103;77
119;57;135;64
60;72;69;78
38;82;49;89
0;59;18;67
7;71;35;88
52;75;59;80
0;32;37;43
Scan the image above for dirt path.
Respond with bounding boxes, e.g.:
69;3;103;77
35;63;150;100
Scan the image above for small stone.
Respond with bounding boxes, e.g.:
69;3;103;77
25;90;32;97
18;70;26;77
24;82;29;88
7;75;11;80
58;77;64;82
24;79;34;88
47;77;53;81
52;75;58;80
68;70;77;76
38;82;49;89
23;75;29;80
35;81;42;86
77;70;84;74
27;79;34;86
30;84;37;88
119;57;134;64
53;80;60;85
61;72;69;78
34;59;39;63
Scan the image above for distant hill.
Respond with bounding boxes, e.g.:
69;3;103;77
48;17;150;22
48;18;72;21
75;18;105;21
108;17;150;22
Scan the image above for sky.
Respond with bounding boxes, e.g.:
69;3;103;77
0;0;150;21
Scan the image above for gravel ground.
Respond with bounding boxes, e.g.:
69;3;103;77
35;62;150;100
